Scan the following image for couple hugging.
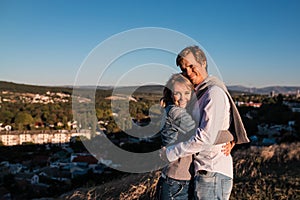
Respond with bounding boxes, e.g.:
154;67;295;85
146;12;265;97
155;46;250;200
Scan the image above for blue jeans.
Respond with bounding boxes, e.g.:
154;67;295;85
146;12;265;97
156;176;192;200
194;171;233;200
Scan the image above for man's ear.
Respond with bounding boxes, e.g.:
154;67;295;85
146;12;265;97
201;61;207;68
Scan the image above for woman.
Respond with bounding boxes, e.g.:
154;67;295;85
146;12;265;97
156;73;197;200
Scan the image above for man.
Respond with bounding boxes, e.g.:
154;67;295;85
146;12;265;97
164;46;249;200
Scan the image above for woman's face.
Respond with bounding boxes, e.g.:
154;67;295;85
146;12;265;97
172;82;191;108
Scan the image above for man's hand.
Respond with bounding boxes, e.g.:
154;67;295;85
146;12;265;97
221;141;235;156
159;147;168;162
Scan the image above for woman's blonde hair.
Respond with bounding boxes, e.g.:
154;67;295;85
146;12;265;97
161;73;193;107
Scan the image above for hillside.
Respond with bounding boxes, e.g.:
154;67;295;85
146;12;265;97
0;81;73;94
2;80;299;96
0;81;163;98
59;143;300;200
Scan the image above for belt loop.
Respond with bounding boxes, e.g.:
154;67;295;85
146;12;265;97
197;170;207;175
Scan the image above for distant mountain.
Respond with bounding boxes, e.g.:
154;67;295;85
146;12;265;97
227;85;300;95
112;85;164;95
1;80;299;96
100;84;300;96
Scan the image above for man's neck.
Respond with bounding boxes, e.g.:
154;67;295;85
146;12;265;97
194;74;209;89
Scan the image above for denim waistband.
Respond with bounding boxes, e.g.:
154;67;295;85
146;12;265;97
161;172;190;184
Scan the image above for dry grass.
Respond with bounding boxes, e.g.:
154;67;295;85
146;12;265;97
60;142;300;200
59;172;160;200
231;142;300;200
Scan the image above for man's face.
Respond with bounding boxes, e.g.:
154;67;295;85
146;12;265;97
179;52;207;86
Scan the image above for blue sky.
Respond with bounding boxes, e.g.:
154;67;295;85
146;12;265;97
1;0;300;88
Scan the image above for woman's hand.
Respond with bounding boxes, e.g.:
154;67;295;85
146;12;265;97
221;141;235;156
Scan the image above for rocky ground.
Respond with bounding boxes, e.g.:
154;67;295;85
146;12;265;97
59;142;300;200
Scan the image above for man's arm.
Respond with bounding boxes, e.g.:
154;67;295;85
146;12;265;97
222;141;235;156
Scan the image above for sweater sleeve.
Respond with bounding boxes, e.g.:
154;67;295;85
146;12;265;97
160;106;195;146
169;107;196;135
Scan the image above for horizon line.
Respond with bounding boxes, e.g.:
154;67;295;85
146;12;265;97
1;79;300;89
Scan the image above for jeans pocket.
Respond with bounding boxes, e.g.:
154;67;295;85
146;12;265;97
194;174;216;199
221;177;233;199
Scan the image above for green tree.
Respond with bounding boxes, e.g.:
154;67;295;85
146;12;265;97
41;111;50;122
258;104;292;125
294;113;300;138
14;111;34;130
0;110;14;123
48;113;57;124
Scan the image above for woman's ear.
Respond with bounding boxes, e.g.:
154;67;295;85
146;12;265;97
174;100;179;107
